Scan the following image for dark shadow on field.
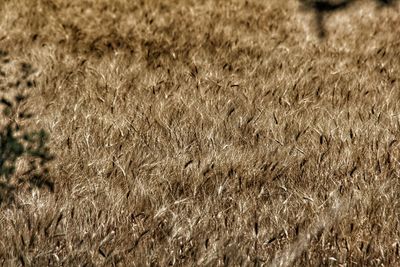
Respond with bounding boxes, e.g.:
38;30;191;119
299;0;399;38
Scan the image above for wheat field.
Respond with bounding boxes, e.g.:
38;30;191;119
1;0;400;266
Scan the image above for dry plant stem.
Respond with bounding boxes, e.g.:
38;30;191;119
1;0;400;266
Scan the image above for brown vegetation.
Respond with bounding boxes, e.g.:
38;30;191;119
1;0;400;266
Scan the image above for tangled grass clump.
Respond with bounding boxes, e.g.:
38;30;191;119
0;50;54;205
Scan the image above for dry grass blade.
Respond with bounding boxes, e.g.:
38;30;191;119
1;0;400;266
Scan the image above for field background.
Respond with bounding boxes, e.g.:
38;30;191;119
1;0;400;266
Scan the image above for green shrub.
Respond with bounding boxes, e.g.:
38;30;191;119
0;50;54;205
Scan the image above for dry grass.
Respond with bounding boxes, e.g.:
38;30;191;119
1;0;400;266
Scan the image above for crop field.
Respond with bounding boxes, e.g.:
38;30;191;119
1;0;400;266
